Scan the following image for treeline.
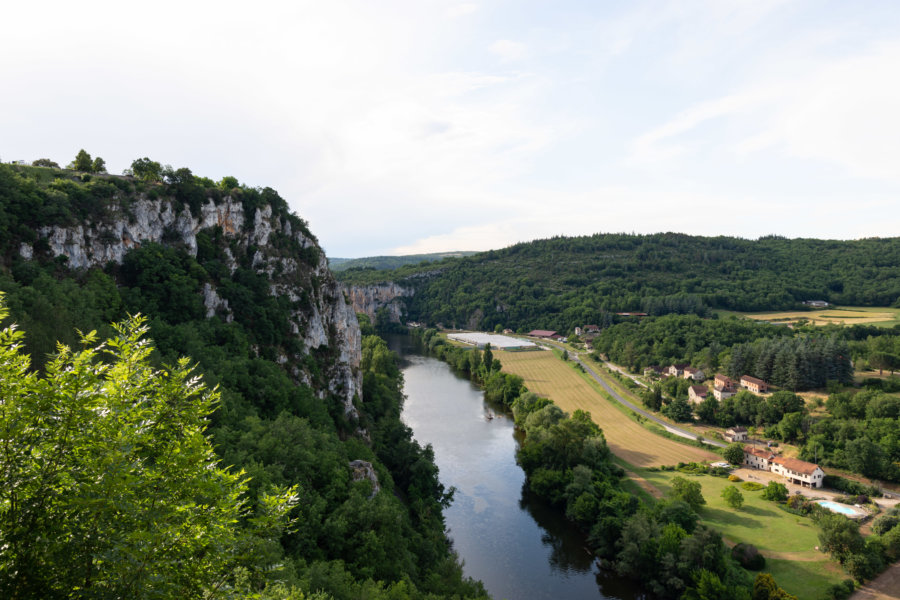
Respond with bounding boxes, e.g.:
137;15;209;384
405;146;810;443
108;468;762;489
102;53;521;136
592;314;853;391
727;336;854;390
418;331;794;599
0;166;487;598
411;328;526;407
592;314;791;372
337;233;900;332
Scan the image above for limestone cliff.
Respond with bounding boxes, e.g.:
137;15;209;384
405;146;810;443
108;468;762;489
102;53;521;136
19;196;362;418
344;282;415;323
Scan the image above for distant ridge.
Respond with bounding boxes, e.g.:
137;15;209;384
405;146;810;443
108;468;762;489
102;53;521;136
329;251;478;271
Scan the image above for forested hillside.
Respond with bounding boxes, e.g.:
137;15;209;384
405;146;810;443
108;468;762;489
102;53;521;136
337;234;900;332
0;163;486;599
329;251;477;271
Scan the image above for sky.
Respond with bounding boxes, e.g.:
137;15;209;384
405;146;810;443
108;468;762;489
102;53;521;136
2;1;900;257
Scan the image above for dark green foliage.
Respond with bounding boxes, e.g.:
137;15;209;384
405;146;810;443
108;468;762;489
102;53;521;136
724;443;745;465
337;233;900;332
669;476;706;511
731;543;765;570
330;251;479;272
761;481;788;502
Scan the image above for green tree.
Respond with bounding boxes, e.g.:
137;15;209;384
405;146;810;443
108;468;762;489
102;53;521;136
670;476;706;511
818;514;865;564
0;301;296;597
723;442;745;465
130;157;163;182
31;158;59;168
721;485;744;509
91;156;107;173
761;481;788;502
482;343;493;373
70;148;93;171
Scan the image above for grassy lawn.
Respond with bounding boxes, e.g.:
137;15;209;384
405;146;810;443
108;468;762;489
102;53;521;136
636;468;847;599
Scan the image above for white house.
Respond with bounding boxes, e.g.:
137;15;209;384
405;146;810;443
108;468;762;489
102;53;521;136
724;426;748;443
688;385;708;404
770;457;825;488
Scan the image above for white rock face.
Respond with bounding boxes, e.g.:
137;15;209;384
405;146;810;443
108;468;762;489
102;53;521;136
23;196;362;418
344;282;415;322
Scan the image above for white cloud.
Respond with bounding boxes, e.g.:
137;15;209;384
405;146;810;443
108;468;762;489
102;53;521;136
489;39;528;62
445;3;479;18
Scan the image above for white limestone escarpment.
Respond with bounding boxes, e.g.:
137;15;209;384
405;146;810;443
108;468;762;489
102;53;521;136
343;282;415;323
20;196;363;419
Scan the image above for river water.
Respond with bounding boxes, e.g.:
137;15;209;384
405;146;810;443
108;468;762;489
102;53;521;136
390;335;639;600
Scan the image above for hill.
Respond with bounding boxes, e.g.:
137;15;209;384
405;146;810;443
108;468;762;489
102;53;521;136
0;163;486;598
337;233;900;332
329;251;478;271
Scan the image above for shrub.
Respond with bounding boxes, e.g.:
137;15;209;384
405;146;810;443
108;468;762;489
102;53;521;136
761;481;788;502
823;579;855;600
871;514;899;536
728;474;742;482
741;482;764;491
731;543;765;570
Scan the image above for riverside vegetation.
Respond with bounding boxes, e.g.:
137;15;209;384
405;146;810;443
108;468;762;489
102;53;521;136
0;161;487;599
413;328;801;600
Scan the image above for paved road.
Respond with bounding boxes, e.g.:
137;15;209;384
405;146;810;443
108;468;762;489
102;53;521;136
533;340;727;449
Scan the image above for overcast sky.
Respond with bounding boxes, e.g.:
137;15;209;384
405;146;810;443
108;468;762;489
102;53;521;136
3;1;900;257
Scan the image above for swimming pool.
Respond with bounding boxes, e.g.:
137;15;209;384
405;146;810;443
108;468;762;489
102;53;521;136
816;500;866;518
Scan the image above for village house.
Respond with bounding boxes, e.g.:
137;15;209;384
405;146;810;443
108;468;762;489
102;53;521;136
743;446;775;470
668;363;690;377
714;374;735;390
742;446;824;488
724;426;748;443
713;386;735;401
574;327;583;336
740;375;769;394
683;366;705;381
584;324;600;333
688;385;708;404
770;456;825;488
644;365;665;377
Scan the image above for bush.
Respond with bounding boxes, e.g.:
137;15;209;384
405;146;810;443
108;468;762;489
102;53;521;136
761;481;789;502
731;543;765;570
741;482;764;491
871;514;899;536
824;475;880;497
823;579;855;600
728;474;742;482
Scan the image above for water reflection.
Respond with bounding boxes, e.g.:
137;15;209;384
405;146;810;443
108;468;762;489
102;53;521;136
390;335;638;600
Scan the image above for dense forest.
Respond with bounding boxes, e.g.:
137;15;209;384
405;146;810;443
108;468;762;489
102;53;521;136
0;163;486;598
337;234;900;332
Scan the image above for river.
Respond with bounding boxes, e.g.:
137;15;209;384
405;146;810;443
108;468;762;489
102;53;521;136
390;335;640;600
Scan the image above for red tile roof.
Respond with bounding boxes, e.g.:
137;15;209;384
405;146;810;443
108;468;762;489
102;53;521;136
772;456;821;476
741;375;768;386
689;385;708;396
527;330;557;338
744;446;774;460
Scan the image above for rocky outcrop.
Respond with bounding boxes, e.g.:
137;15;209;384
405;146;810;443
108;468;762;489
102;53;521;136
348;459;380;498
20;196;363;419
344;283;414;323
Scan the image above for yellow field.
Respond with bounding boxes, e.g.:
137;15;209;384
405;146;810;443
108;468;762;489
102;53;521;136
728;306;900;327
496;349;718;467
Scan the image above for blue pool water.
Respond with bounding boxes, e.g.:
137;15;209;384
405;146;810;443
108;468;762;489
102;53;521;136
816;500;863;517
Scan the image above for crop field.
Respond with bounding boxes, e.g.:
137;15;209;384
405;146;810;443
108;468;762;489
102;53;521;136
721;305;900;327
496;349;718;467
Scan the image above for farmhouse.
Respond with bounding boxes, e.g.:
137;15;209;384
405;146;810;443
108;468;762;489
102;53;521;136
724;426;748;443
683;367;705;381
668;363;690;377
584;324;600;333
743;446;775;470
742;446;825;488
770;456;825;488
714;386;736;401
644;365;665;377
688;385;708;404
740;375;769;394
714;374;735;390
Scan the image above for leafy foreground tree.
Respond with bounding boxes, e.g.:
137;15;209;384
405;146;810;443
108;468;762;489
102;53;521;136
0;300;297;598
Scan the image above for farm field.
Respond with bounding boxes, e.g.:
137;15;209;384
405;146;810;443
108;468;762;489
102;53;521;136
496;349;718;467
636;469;846;600
720;305;900;327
